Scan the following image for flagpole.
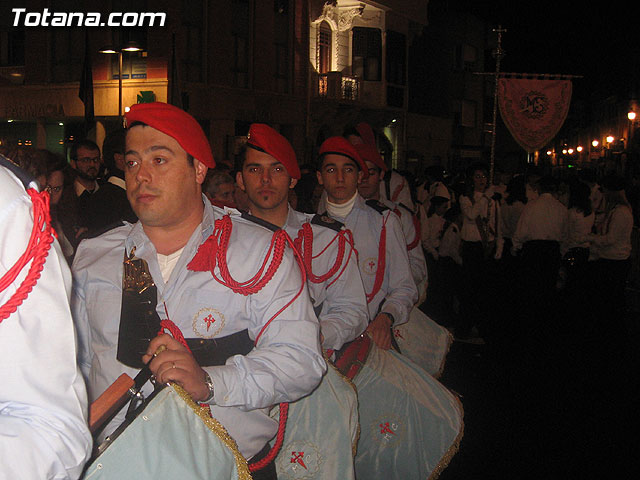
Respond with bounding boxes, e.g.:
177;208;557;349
489;26;506;185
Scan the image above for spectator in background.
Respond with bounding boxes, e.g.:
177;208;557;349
203;170;236;207
562;180;594;293
84;129;137;237
44;151;76;261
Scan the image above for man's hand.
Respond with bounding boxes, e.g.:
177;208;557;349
366;313;393;350
142;334;209;402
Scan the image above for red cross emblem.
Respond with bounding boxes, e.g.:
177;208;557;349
368;260;376;270
393;329;404;339
290;451;307;469
203;314;216;331
379;422;396;435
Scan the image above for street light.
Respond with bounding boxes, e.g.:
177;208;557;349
99;41;143;119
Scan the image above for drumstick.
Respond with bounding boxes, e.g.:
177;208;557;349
88;345;167;434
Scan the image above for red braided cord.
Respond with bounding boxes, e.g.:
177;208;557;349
210;216;287;295
365;213;388;304
157;316;291;473
406;212;421;251
166;227;307;471
326;230;356;289
296;223;346;284
0;189;54;322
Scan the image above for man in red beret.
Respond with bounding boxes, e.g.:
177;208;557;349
345;122;414;210
72;103;325;478
316;136;417;350
236;122;366;479
315;137;463;479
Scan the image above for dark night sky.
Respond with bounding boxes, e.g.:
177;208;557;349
447;0;639;103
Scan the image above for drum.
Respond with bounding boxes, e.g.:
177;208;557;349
393;307;453;378
83;384;250;480
352;343;463;480
270;360;358;480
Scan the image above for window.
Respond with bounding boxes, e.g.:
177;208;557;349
274;0;289;93
0;30;25;66
386;30;406;85
181;0;204;82
454;44;478;71
51;29;84;82
454;100;477;128
318;21;331;74
232;0;251;88
352;27;381;81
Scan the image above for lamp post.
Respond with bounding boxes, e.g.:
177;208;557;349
99;42;143;120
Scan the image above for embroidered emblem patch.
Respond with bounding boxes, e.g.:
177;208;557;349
192;307;225;339
320;215;334;224
393;329;404;340
372;413;404;446
362;257;377;276
276;441;322;479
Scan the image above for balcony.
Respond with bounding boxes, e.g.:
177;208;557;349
317;72;360;101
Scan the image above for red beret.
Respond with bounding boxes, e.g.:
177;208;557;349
318;136;368;178
247;124;300;179
354;143;387;172
124;102;215;168
355;122;376;147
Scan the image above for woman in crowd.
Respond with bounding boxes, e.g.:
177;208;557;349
562;180;594;293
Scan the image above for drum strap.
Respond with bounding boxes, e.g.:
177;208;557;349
117;248;254;369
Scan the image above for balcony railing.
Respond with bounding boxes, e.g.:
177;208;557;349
317;72;360;101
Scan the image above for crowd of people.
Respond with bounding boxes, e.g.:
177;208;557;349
1;101;635;478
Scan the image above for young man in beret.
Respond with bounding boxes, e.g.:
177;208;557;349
71;103;325;479
354;142;427;290
315;137;463;480
236;123;366;478
354;142;452;377
316;136;418;349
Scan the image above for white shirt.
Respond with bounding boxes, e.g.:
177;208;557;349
382;199;427;286
421;210;445;257
439;223;463;265
379;170;414;211
72;198;325;459
283;208;368;351
326;195;418;326
588;205;633;260
512;193;568;251
563;208;595;253
74;178;99;196
459;191;498;243
501;200;526;240
0;163;92;480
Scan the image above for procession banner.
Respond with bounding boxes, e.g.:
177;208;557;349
498;78;572;153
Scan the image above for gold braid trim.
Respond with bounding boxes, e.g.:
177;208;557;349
171;384;252;480
433;330;454;379
427;392;465;480
324;353;361;457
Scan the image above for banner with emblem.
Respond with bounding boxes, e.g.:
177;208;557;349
498;77;572;153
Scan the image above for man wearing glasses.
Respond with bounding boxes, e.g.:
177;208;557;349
69;139;102;229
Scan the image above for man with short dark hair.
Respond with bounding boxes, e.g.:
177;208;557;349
236;122;366;479
84;129;138;236
72;103;324;479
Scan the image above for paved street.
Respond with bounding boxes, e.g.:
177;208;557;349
436;309;637;479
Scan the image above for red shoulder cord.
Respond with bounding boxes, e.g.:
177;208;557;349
393;207;421;251
186;214;308;471
407;212;421;251
391;177;405;202
189;215;287;296
0;189;54;323
293;223;356;288
366;213;389;304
